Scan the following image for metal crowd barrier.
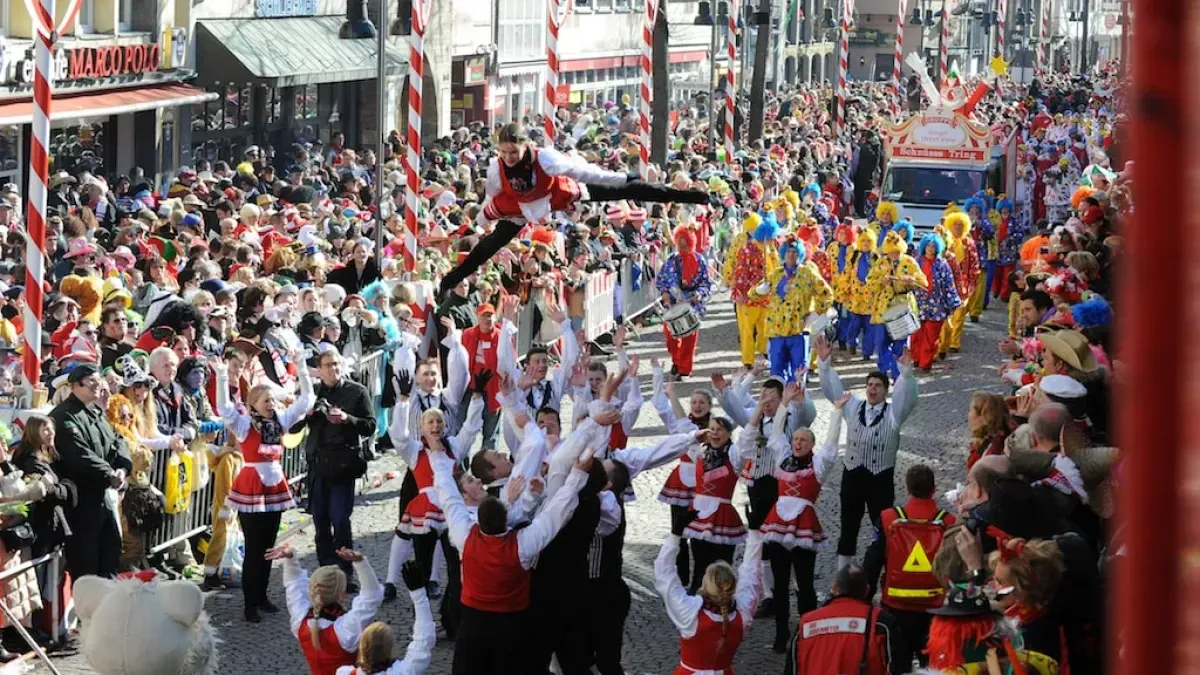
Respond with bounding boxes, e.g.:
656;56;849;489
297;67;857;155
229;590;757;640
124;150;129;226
0;548;66;670
145;349;390;555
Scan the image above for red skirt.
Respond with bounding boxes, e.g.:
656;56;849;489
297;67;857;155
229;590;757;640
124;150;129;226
684;502;747;545
760;501;826;550
658;460;696;507
227;464;295;513
398;490;446;535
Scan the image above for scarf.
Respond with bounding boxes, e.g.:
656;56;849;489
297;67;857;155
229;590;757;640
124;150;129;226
836;243;849;272
854;252;872;283
779;453;813;473
921;257;935;292
679;250;699;284
251;411;284;446
998;215;1009;241
776;264;799;300
701;443;731;472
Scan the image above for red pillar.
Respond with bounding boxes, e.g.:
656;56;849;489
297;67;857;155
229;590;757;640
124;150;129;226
1117;0;1186;671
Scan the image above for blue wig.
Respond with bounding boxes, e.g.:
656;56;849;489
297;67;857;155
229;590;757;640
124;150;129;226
753;211;781;243
964;197;986;217
916;232;946;258
1070;296;1112;329
801;182;821;201
779;239;806;265
891;219;915;245
996;198;1015;213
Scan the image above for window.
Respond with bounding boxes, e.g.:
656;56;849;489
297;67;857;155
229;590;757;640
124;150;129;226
0;126;19;186
51;117;106;176
295;84;319;121
264;87;282;125
118;0;132;31
614;0;630;10
77;0;94;34
0;0;9;37
593;0;613;10
499;0;544;60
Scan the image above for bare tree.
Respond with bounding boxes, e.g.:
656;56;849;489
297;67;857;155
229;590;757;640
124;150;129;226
650;0;669;166
748;0;771;143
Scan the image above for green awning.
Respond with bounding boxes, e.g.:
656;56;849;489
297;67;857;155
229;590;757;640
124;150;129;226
196;17;407;88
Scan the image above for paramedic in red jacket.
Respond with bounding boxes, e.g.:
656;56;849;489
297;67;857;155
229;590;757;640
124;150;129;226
861;464;957;669
786;564;900;675
430;437;595;675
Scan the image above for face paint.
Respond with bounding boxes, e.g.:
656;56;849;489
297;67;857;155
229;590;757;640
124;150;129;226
185;369;205;391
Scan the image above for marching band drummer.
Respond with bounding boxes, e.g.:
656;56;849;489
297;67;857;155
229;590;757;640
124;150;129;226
658;225;712;381
865;231;927;380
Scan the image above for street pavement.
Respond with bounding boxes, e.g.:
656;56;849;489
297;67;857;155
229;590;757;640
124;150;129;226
40;288;1010;675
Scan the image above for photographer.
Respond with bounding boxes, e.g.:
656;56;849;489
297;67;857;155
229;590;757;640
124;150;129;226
306;350;376;586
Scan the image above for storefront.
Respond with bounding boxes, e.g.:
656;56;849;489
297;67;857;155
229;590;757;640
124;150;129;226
192;12;407;165
450;55;491;126
0;29;213;191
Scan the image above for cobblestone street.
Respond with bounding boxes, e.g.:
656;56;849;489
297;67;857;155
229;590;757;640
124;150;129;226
41;289;1009;675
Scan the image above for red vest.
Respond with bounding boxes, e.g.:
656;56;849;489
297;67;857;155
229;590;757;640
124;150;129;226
461;324;502;411
881;499;953;611
460;525;531;613
608;420;628;450
794;598;888;675
675;607;744;674
297;611;356;675
483;149;581;220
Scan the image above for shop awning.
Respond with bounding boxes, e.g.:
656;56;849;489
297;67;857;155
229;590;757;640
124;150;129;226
0;83;216;126
196;17;408;88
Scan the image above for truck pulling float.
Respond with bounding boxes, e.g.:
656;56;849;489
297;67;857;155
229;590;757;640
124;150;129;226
878;54;1019;230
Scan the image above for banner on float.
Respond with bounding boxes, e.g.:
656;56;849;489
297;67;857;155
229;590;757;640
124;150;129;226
584;270;617;341
884;106;992;163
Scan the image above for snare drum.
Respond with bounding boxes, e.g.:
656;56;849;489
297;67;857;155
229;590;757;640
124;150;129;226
880;302;919;341
663;303;701;338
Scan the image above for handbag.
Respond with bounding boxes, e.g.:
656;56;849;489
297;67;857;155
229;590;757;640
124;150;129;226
315;443;371;482
0;520;35;551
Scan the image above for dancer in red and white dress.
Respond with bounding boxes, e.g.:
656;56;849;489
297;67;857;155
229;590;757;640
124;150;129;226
652;358;715;587
757;384;849;651
387;388;485;638
655;530;764;675
215;357;314;623
682;417;755;592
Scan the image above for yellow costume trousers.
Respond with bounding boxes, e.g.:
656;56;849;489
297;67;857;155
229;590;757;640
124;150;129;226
203;450;242;572
967;273;988;318
939;305;967;353
736;304;769;366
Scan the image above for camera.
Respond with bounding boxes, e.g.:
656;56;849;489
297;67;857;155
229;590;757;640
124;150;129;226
312;398;332;417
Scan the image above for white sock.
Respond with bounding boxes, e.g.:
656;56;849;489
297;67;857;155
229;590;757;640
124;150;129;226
386;535;412;585
837;554;854;571
430;539;446;585
761;558;775;600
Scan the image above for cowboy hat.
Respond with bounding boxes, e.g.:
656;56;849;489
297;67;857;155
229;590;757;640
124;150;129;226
1039;329;1097;373
49;172;77;189
63;238;99;259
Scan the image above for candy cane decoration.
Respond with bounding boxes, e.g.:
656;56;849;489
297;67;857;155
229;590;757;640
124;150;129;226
638;0;656;177
405;0;432;275
836;0;852;137
939;0;950;82
21;0;84;400
1039;0;1049;73
996;0;1006;59
725;0;737;160
892;0;904;117
545;0;571;143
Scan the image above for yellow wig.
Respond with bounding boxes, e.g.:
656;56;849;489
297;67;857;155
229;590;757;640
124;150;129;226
945;212;972;236
881;230;908;255
876;201;899;224
854;230;877;253
742;211;762;234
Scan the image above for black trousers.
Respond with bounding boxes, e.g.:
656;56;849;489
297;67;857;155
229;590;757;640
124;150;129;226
587;578;630;675
888;607;930;668
669;505;695;587
746;475;778;531
438;183;708;295
838;466;895;557
526;597;594;675
413;530;461;637
688;540;735;594
453;606;528;675
238;510;283;610
65;510;121;580
766;543;817;638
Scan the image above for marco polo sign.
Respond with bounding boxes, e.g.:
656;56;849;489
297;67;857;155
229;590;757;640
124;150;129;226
10;30;188;85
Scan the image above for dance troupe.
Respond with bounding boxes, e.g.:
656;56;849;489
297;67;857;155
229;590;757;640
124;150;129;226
166;89;1119;674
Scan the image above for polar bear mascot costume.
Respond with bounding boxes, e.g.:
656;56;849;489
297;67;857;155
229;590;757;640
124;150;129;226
73;574;219;675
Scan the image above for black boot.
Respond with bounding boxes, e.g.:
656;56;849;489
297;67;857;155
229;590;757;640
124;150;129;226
202;574;225;591
244;606;262;623
773;627;791;653
258;598;280;614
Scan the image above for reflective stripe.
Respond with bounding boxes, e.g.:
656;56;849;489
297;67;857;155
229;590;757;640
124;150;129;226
802;616;869;638
886;587;944;598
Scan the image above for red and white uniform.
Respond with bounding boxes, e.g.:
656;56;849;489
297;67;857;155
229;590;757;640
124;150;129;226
482;146;628;222
651;363;707;507
655;533;764;674
218;367;314;513
683;439;752;545
760;408;843;550
388;395;486;536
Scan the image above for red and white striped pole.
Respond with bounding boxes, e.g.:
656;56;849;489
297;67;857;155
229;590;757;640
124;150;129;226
22;0;83;401
939;0;949;83
1039;0;1050;73
725;0;737;161
892;0;904;117
996;0;1007;59
545;0;571;143
404;0;432;274
836;0;852;137
638;0;656;177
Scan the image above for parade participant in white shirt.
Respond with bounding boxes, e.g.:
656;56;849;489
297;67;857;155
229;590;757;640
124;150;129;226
655;529;765;675
814;333;919;569
265;543;385;675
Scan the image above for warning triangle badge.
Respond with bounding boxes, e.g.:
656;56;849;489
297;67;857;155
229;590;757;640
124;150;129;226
902;541;933;573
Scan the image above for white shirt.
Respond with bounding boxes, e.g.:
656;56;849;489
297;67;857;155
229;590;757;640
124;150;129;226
483;147;628;222
654;533;765;639
332;588;434;675
283;558;385;655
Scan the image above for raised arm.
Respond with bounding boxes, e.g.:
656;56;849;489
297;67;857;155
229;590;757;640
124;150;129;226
441;323;470;412
815;404;846;484
497;318;523;386
507;424;548;501
395;588;435;675
816;335;848;403
516;464;588;568
387;398;421;467
430;449;473;551
611;429;703;479
888;353;919;427
452;395;486;454
538;146;629;187
619;378;644;435
333;557;385;652
719;383;752;428
281;556;313;639
654;535;703;637
734;532;765;623
279;367;315;429
213;364;251;441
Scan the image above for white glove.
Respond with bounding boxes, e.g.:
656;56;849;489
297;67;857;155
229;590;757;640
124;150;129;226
755;282;769;295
